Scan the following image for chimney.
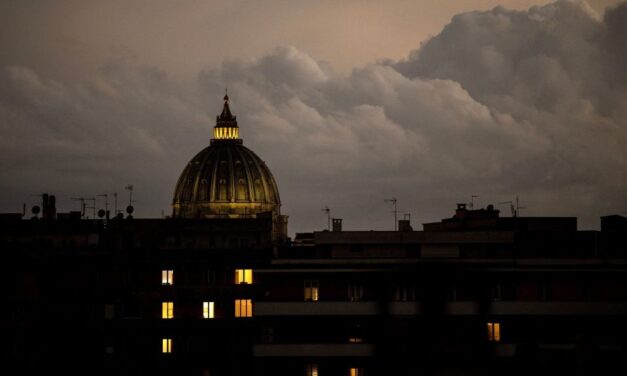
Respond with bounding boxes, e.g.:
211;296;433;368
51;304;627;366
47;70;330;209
332;218;342;232
455;203;468;219
398;219;413;232
49;195;57;220
42;194;49;220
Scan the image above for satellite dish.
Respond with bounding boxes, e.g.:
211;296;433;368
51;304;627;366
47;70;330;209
98;209;106;218
32;206;41;215
126;205;134;214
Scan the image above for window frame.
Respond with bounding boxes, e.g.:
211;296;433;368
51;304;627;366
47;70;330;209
487;322;501;342
304;280;319;302
235;269;253;285
162;302;174;319
162;269;174;286
162;338;172;353
234;299;253;318
203;301;215;319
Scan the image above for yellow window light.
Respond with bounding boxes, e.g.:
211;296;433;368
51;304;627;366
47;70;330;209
162;270;173;285
487;322;501;342
203;301;215;319
162;338;172;353
235;299;253;318
235;269;253;284
162;302;174;319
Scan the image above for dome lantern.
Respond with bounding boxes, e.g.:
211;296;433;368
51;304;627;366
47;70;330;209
212;92;241;143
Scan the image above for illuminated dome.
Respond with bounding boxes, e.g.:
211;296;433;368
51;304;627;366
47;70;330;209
172;94;281;219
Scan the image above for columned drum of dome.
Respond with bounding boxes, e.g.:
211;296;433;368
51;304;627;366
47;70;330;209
172;95;282;220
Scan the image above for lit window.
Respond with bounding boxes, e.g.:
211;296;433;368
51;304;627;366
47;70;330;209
306;363;319;376
350;367;363;376
304;280;319;301
162;302;174;319
203;301;215;319
162;338;172;353
348;284;363;302
214;126;239;140
235;269;253;284
234;299;253;318
348;337;363;343
487;322;501;342
162;270;174;285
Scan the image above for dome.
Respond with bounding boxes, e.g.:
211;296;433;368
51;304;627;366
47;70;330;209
172;95;281;219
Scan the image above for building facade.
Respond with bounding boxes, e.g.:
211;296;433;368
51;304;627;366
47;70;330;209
3;208;627;375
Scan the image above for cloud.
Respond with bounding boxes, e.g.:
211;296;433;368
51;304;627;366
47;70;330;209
1;1;626;233
0;63;209;215
200;1;627;230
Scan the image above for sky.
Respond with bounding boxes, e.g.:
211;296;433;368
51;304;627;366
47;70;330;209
1;0;626;235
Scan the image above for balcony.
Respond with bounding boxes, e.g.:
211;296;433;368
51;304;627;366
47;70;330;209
254;301;627;316
253;343;375;357
254;302;379;316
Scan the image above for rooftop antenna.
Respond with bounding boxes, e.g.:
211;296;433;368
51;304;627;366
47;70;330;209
516;195;527;216
97;193;109;219
71;197;87;218
384;197;398;231
470;195;479;210
125;185;135;206
499;196;526;218
498;200;515;217
321;206;331;230
112;192;119;215
85;197;96;219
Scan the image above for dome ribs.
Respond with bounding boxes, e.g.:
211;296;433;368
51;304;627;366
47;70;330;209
172;96;280;219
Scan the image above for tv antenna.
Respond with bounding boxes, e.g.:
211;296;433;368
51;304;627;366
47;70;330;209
321;206;331;230
384;197;398;231
125;185;135;206
97;193;109;219
71;197;87;218
85;197;96;219
498;195;526;217
112;192;119;215
499;200;516;217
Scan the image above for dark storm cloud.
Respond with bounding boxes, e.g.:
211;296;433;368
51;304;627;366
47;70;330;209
1;1;626;233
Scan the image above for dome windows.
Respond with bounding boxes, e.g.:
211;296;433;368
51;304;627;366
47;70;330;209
213;126;239;140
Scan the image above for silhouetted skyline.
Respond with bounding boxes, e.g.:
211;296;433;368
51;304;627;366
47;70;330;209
1;0;626;235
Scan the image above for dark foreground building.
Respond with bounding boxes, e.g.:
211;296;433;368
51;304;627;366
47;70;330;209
3;97;627;375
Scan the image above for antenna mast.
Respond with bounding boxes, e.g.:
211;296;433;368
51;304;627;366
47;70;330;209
97;193;109;219
71;197;87;218
112;192;119;215
85;197;96;219
516;195;527;216
384;197;398;231
321;206;331;230
125;185;134;206
498;199;518;217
